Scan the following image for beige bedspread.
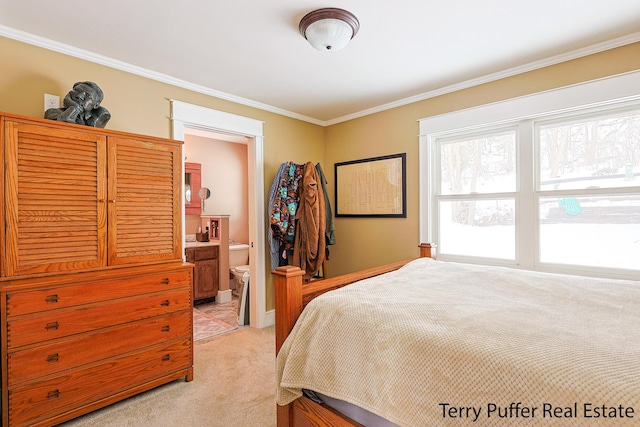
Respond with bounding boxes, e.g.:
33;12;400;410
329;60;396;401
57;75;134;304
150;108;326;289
276;258;640;426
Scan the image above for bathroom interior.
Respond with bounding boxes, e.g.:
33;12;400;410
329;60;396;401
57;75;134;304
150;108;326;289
183;129;250;323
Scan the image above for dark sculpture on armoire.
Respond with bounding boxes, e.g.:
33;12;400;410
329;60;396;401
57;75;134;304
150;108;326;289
44;81;111;128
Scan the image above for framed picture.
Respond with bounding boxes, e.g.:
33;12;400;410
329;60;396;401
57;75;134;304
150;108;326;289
335;153;406;217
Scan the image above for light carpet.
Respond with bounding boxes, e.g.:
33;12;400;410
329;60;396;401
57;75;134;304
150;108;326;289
193;307;237;341
58;326;277;427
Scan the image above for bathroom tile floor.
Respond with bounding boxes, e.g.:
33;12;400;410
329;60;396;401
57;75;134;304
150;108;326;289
194;295;242;330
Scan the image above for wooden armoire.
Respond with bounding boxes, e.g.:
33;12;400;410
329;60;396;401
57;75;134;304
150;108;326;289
0;112;193;427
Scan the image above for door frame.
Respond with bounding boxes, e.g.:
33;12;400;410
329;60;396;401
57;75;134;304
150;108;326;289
170;100;270;328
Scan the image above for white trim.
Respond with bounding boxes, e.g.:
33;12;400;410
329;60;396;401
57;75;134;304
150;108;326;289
170;100;264;137
264;309;275;328
516;122;536;270
170;100;272;329
418;135;433;245
418;70;640;280
328;33;640;126
419;69;640;136
0;25;323;127
2;24;639;127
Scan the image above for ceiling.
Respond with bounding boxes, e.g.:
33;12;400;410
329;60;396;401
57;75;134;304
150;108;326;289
1;1;640;125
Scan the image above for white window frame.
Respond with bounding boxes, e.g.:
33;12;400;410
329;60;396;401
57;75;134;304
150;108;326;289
433;125;519;265
419;70;640;280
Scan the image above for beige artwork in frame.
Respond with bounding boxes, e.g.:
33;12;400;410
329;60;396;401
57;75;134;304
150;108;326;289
335;153;406;217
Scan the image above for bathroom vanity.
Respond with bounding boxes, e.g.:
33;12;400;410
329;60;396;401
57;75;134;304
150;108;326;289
185;243;220;301
200;215;232;303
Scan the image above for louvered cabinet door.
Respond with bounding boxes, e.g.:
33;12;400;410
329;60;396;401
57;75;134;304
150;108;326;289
3;120;107;276
107;136;182;265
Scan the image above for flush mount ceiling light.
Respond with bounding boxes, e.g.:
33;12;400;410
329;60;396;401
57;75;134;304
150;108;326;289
299;8;360;52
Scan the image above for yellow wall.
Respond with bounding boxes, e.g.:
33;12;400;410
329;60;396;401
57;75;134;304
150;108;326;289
2;34;640;310
325;42;640;276
0;36;325;312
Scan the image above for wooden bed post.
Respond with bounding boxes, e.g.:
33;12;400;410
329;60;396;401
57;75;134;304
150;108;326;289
273;266;305;354
419;242;436;259
273;266;305;427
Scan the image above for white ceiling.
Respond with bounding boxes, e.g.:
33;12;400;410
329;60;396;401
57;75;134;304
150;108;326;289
1;1;640;125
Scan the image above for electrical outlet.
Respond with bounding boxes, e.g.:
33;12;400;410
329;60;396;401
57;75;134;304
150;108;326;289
44;94;60;112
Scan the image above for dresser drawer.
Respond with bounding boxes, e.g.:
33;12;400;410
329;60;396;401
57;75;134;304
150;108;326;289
7;289;191;349
8;309;192;386
8;338;192;427
6;270;191;317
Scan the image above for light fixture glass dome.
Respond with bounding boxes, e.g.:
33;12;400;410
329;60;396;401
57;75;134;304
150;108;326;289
299;8;359;52
304;18;353;51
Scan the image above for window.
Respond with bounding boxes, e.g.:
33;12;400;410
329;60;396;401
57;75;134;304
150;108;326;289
419;70;640;279
536;107;640;271
435;129;517;260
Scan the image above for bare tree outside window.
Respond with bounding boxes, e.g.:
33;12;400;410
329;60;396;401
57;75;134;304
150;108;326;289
539;109;640;190
437;130;517;259
435;107;639;270
538;108;640;270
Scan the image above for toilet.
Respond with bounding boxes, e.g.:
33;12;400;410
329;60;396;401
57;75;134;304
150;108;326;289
229;242;250;295
231;265;249;297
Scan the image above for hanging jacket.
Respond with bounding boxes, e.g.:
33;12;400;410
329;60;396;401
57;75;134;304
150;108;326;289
293;162;326;278
270;162;304;264
315;162;336;246
268;162;289;271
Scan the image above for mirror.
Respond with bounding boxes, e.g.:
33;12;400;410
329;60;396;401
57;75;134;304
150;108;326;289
185;175;192;204
198;187;211;200
199;187;211;211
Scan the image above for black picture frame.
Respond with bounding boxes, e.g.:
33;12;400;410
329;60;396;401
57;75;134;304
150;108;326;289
334;153;406;218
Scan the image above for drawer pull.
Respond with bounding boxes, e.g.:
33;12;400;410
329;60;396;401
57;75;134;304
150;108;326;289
160;300;170;307
45;294;59;304
46;353;60;363
45;321;59;331
162;354;171;362
160;278;170;285
47;389;60;400
161;325;170;332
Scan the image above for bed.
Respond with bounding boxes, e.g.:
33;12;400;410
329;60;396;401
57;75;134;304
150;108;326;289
273;243;640;426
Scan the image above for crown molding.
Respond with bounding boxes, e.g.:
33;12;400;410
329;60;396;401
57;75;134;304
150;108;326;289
325;31;640;126
0;24;325;127
2;24;639;128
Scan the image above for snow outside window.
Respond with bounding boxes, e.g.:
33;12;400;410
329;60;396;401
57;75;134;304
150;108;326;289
419;71;640;279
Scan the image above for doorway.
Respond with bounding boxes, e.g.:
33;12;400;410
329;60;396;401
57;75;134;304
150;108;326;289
170;100;270;328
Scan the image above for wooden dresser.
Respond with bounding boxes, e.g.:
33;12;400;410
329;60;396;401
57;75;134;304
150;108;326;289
0;112;193;427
